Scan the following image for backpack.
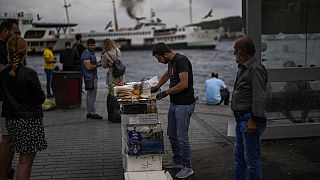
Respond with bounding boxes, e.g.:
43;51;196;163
106;50;126;78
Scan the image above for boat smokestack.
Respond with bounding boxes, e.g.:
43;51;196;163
120;0;145;19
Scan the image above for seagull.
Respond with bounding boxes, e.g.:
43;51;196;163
36;14;42;21
135;17;146;21
202;9;213;19
156;18;162;23
105;21;112;30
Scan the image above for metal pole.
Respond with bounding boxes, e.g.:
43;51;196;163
112;0;119;31
246;0;261;61
64;0;71;34
189;0;193;24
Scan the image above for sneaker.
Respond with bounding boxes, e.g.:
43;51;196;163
86;114;92;118
175;167;194;179
163;159;182;169
88;114;103;119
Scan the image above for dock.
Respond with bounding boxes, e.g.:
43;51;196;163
5;91;320;179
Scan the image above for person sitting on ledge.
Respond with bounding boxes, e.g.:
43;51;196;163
204;71;230;105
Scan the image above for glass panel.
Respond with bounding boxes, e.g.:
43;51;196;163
261;0;307;69
262;0;307;34
306;0;320;67
266;81;320;124
262;0;320;124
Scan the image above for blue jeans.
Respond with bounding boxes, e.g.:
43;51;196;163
44;69;53;95
234;113;266;180
167;102;195;168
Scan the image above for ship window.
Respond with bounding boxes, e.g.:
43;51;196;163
24;30;45;39
22;20;29;25
49;30;55;35
31;42;38;46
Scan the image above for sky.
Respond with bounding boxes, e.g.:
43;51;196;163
0;0;241;32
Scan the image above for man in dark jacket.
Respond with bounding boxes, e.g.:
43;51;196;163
60;41;79;71
231;37;268;180
72;34;85;71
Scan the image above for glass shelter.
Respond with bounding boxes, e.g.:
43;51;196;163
243;0;320;138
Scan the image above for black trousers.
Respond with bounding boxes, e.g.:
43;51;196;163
106;93;121;123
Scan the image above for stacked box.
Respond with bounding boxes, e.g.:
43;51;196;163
127;124;164;156
121;113;160;125
124;170;173;180
122;124;164;156
120;99;172;179
123;154;162;172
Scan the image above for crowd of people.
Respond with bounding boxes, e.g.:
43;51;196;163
0;18;269;180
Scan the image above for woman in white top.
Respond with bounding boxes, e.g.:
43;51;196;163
100;38;124;87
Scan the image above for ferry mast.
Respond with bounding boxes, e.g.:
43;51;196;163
112;0;119;31
63;0;71;34
189;0;193;24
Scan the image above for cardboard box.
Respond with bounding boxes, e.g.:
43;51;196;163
124;170;173;180
121;113;160;125
123;154;162;172
125;124;164;156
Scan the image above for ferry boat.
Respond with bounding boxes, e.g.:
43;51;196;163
1;0;222;52
0;11;77;53
80;0;222;50
81;21;222;50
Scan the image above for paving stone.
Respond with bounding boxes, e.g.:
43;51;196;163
4;91;319;179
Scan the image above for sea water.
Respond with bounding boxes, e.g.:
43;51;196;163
26;40;238;103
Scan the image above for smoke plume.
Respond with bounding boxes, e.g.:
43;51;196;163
120;0;145;19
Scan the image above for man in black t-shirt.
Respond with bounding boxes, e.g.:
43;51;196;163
151;42;195;179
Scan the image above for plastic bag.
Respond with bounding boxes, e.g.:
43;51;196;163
141;76;159;98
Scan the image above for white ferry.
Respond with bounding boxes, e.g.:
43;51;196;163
80;0;222;50
0;11;76;53
81;21;222;50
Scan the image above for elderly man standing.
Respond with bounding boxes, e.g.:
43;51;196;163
231;37;268;180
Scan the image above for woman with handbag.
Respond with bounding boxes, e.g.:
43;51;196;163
0;36;47;180
100;38;124;122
